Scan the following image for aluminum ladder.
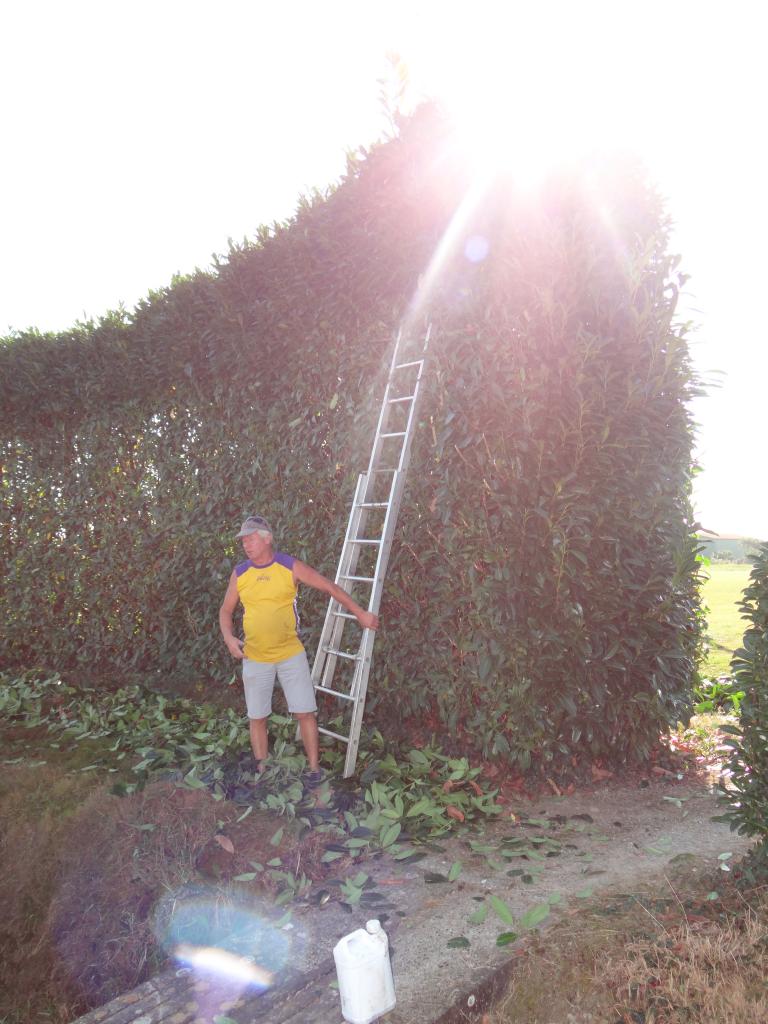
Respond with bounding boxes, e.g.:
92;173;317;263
311;323;431;777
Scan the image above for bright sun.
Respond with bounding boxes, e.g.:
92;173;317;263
396;5;659;191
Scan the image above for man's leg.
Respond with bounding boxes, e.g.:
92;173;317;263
242;659;277;769
294;711;320;771
249;717;269;765
277;651;319;771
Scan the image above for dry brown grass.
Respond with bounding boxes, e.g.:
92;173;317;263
40;781;229;1012
601;905;768;1023
487;877;768;1024
485;919;624;1023
0;765;102;1022
0;767;329;1023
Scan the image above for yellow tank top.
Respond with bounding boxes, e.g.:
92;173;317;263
235;552;304;663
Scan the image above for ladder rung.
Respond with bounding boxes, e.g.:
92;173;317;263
322;646;361;660
338;574;375;583
315;685;355;701
346;538;381;545
356;501;389;508
388;394;415;404
380;431;406;438
394;360;422;370
319;726;350;743
331;610;357;619
373;468;396;473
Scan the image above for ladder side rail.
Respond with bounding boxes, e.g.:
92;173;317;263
311;482;402;753
310;473;368;687
365;373;424;488
318;471;375;689
338;474;404;775
333;475;371;587
358;326;430;576
367;471;408;614
394;354;428;475
343;629;377;777
360;326;430;604
375;320;430;499
361;331;406;494
317;650;367;747
341;477;408;774
317;472;394;705
302;475;369;742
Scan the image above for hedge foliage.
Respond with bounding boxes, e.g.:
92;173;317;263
719;543;768;841
0;106;702;769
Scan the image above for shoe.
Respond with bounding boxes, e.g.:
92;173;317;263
304;769;323;789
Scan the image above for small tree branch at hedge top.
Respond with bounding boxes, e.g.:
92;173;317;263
718;543;768;843
0;104;704;772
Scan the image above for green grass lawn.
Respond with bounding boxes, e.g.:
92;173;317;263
701;561;752;679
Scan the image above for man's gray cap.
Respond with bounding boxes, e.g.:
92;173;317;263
236;515;273;539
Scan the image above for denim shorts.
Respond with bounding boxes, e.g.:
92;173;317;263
242;650;317;718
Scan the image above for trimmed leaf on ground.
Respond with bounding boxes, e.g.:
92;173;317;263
519;903;551;930
488;894;515;925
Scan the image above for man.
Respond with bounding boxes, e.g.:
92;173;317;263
219;514;379;785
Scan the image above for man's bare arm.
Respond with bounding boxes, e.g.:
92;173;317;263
219;570;245;659
292;560;379;630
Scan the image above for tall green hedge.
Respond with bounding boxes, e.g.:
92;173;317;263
0;107;702;769
719;543;768;842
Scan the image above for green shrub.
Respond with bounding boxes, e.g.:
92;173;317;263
693;677;745;713
0;106;702;769
719;543;768;841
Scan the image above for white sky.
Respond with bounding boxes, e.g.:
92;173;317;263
1;1;765;538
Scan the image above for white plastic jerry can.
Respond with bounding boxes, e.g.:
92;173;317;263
333;918;396;1024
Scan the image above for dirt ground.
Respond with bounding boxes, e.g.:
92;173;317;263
49;768;757;1024
1;703;756;1024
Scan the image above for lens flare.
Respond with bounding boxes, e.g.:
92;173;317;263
174;944;274;989
154;893;301;993
402;166;492;337
464;234;490;263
